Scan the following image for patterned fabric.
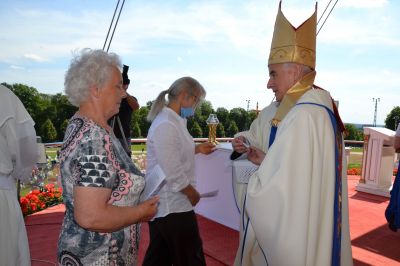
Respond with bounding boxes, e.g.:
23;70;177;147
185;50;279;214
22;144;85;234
57;114;145;266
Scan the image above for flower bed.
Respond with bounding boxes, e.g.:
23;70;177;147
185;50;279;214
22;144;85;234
347;167;398;176
347;168;361;176
20;183;63;216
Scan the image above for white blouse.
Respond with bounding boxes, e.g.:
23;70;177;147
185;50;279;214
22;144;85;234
146;107;196;219
396;123;400;137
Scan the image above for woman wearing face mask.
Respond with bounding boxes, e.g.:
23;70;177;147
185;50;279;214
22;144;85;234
143;76;215;266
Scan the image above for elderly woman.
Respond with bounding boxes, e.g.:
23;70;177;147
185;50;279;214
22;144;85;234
57;49;159;265
143;77;215;266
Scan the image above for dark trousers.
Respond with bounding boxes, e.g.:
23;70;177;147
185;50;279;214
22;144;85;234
142;211;206;266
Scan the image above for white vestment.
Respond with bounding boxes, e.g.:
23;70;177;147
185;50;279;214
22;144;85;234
234;88;353;266
0;85;38;266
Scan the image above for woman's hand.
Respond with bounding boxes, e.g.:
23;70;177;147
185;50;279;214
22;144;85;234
181;184;201;206
195;142;216;155
247;146;266;166
137;196;159;222
232;136;249;154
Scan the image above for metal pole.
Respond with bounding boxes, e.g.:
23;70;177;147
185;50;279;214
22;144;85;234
372;98;380;127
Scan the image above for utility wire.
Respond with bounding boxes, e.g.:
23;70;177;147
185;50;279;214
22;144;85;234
317;0;333;25
317;0;339;35
103;0;120;51
102;0;129;148
106;0;126;52
103;0;126;52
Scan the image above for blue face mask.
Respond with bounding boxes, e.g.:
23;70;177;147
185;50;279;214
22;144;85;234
180;107;194;118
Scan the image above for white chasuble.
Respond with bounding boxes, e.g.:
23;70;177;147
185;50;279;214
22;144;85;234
235;89;353;266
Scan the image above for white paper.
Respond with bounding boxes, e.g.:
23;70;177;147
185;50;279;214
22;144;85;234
200;189;219;198
216;142;233;151
141;164;166;201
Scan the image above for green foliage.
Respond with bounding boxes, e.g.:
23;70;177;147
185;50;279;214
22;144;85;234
216;107;229;129
131;122;141;138
3;83;345;142
226;120;239;137
229;107;250;131
189;121;203;137
60;119;69;140
216;123;226;137
136;107;151;137
384;106;400;130
41;119;57;142
344;123;363;141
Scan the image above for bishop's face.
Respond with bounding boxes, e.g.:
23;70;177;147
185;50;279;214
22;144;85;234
267;63;299;102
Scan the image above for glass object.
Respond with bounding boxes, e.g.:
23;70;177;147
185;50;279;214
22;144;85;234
206;114;219;144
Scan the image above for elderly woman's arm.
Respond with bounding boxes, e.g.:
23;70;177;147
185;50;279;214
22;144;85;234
73;186;158;233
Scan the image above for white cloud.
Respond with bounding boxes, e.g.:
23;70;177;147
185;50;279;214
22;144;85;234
9;65;25;70
23;53;48;62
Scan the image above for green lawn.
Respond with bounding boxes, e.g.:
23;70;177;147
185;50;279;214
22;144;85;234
350;147;363;153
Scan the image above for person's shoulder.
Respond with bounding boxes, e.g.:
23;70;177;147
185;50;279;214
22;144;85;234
298;87;333;110
149;109;177;132
0;85;19;103
259;101;278;116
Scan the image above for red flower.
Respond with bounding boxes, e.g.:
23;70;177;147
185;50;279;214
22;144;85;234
19;184;63;216
30;203;37;212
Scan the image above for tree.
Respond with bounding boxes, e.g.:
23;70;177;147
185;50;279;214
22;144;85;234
344;123;363;141
189;121;203;137
41;119;57;142
216;107;230;132
226;120;239;137
384;106;400;130
216;123;226;138
136;107;151;137
131;122;141;138
229;108;249;131
60;119;70;140
50;93;77;140
198;100;214;119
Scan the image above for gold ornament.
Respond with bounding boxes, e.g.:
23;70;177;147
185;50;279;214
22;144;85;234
206;114;219;144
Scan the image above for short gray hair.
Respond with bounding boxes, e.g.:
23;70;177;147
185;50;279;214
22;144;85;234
147;77;206;121
282;62;313;76
64;48;122;107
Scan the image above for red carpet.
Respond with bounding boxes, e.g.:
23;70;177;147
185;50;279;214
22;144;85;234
26;176;400;266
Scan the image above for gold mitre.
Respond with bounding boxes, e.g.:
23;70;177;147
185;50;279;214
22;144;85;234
268;1;317;69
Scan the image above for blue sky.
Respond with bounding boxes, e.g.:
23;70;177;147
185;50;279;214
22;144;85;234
0;0;398;125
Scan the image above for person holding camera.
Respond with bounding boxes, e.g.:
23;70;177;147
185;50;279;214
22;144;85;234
112;64;139;157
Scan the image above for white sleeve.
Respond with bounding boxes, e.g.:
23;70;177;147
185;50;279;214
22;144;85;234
6;118;38;183
151;123;190;192
396;124;400;137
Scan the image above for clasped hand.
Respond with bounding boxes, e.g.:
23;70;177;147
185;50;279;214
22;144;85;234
232;136;266;165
